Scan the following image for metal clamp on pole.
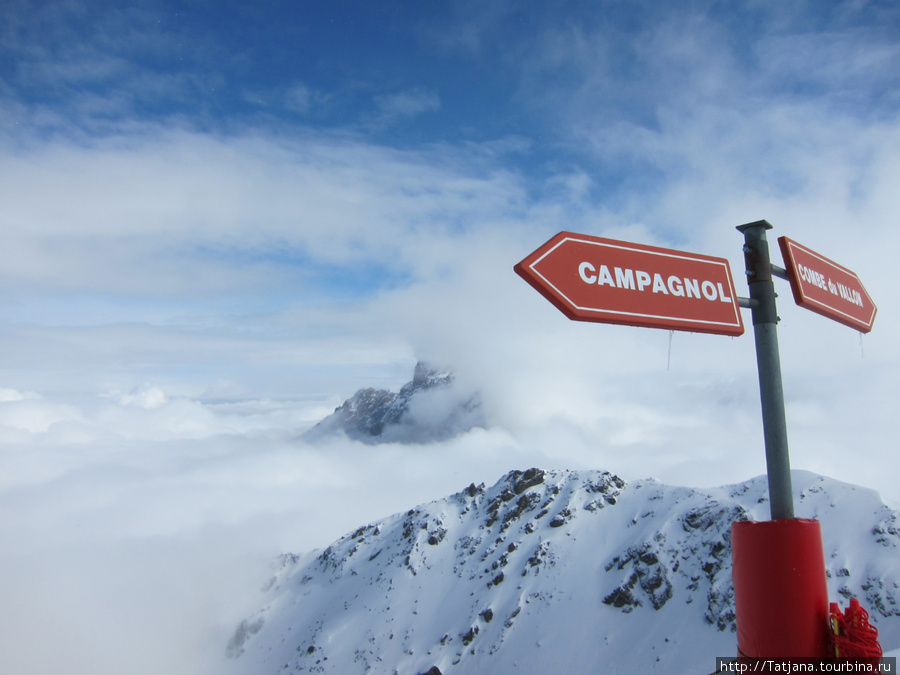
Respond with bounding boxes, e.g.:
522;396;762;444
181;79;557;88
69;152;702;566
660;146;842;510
736;220;795;520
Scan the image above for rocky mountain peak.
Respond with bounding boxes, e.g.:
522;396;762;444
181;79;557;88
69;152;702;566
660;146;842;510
304;361;484;444
409;361;453;390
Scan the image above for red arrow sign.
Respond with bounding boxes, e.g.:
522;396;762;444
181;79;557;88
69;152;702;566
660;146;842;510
515;231;744;336
777;236;877;333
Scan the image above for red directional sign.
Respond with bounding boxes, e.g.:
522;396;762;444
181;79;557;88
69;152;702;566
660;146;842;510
515;231;744;336
777;236;876;333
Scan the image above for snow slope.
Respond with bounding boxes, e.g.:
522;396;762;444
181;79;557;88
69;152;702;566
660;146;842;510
229;468;900;674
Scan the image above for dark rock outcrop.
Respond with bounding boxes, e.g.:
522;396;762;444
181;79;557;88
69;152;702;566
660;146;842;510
304;361;485;444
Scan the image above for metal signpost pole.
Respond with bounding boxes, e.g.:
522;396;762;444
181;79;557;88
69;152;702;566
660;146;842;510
736;220;795;520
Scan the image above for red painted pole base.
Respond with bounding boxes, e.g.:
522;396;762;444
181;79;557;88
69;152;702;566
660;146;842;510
732;518;829;657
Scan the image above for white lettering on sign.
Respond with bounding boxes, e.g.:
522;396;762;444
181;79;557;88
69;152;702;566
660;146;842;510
616;267;635;290
684;278;700;299
797;263;828;290
793;263;865;308
636;270;651;291
577;262;733;302
837;282;864;307
667;275;684;296
578;262;597;284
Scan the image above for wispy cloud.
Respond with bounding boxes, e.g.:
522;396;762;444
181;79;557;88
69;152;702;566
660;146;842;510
368;87;441;128
281;82;331;115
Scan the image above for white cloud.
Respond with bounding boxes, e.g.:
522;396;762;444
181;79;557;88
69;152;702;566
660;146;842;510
280;83;332;115
117;384;168;409
2;78;897;505
0;128;532;302
371;88;440;123
0;387;38;402
0;388;547;674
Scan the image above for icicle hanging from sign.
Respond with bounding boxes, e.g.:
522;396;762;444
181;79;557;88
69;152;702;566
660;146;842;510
667;330;674;371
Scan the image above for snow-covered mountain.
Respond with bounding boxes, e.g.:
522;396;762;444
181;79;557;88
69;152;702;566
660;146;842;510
228;468;900;674
304;362;485;444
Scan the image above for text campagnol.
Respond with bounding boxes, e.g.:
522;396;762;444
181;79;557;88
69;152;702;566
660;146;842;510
577;261;734;303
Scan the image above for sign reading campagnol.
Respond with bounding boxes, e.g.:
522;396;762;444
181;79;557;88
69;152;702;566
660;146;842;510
514;231;744;336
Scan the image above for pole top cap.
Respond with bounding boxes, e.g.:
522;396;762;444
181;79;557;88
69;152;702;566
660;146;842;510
736;219;773;233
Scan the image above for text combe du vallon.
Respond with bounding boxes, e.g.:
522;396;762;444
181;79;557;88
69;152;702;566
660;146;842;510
577;262;733;303
795;263;865;307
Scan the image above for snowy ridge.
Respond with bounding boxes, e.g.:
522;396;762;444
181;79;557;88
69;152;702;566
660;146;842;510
230;469;900;674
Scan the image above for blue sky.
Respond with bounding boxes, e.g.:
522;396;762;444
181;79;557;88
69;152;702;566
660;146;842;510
2;2;900;672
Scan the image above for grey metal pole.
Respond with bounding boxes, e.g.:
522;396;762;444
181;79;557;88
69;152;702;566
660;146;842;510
736;220;795;520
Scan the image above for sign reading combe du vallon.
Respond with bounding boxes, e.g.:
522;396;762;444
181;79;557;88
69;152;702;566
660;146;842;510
777;237;877;333
515;231;744;336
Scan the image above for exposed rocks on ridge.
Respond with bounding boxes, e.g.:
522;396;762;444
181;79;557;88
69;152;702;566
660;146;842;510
228;468;900;674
